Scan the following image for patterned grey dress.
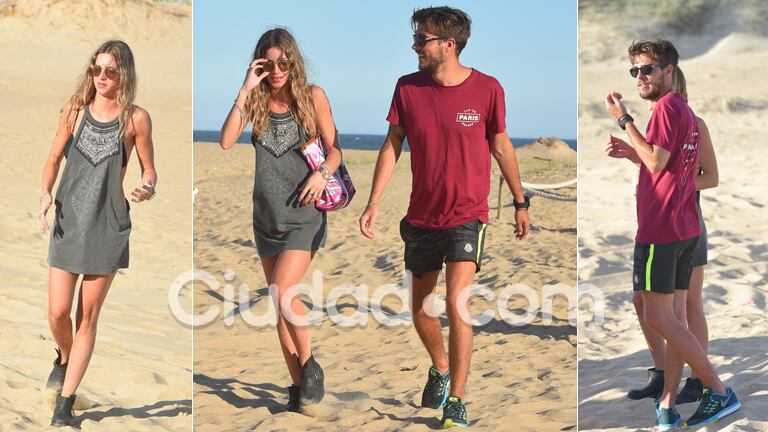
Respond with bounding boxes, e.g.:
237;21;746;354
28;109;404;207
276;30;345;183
48;106;131;274
251;111;326;257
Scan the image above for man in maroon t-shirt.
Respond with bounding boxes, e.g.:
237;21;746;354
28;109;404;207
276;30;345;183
604;39;739;429
358;6;530;429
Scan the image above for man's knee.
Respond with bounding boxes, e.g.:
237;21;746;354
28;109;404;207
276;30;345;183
632;291;644;314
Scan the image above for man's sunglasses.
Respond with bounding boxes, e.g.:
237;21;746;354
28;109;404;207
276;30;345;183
629;63;666;78
90;65;119;80
261;59;293;73
412;33;448;47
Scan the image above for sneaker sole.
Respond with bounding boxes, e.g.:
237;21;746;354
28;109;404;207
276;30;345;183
658;419;682;431
442;419;468;429
684;401;742;428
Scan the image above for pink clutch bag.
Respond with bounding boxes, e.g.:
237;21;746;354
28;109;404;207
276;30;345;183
300;134;356;211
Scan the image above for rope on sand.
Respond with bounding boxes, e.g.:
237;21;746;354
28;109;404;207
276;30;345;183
497;176;576;218
524;187;576;202
521;179;577;190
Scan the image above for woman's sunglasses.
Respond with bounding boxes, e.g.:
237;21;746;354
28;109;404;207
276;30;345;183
412;33;448;47
629;63;666;78
261;59;293;73
90;64;119;80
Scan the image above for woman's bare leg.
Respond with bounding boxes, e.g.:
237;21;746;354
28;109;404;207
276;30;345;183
60;273;115;396
48;268;79;364
261;255;301;385
272;250;314;367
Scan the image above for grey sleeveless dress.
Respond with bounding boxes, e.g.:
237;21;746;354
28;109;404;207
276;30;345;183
48;106;131;275
251;111;326;257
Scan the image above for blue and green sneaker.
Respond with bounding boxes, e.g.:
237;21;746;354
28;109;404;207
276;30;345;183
657;406;683;431
421;366;450;409
684;387;741;428
441;396;468;428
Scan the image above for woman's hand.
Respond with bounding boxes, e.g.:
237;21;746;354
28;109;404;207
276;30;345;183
130;182;155;203
298;171;327;206
39;192;53;232
242;58;271;93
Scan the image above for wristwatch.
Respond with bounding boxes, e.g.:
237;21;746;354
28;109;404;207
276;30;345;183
618;114;634;130
513;195;530;210
316;166;332;181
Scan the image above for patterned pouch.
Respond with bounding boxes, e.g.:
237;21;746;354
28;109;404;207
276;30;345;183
299;134;356;211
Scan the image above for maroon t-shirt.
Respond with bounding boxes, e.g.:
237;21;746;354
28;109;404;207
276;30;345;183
387;69;506;229
636;91;701;244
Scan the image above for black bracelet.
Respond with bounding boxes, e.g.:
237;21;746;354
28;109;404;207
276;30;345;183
618;114;634;130
513;195;531;210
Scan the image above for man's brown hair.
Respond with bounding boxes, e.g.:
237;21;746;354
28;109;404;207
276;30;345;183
411;6;472;55
628;39;679;66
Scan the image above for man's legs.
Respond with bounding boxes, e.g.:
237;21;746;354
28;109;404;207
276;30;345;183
444;261;476;399
659;289;688;408
642;291;725;395
632;291;666;369
686;265;709;375
411;270;449;375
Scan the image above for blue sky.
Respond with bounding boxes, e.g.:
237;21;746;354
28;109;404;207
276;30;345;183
194;1;576;139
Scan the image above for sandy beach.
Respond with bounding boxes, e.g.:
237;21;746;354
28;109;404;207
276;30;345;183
193;139;576;431
578;8;768;432
0;1;192;430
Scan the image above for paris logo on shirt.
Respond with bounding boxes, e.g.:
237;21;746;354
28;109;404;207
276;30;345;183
456;108;481;127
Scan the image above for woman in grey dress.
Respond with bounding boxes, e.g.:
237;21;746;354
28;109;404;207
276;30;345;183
38;40;157;427
219;28;342;412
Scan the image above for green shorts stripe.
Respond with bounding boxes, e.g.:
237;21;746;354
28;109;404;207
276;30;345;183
476;223;487;263
645;244;655;292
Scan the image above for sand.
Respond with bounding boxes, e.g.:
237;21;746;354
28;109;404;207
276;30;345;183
192;140;576;431
0;1;192;430
578;15;768;432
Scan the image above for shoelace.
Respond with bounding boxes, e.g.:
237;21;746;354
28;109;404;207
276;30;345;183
696;390;721;415
444;400;466;419
429;374;449;397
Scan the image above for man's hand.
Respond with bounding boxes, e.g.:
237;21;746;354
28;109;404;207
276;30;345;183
605;135;631;158
604;91;628;120
514;209;530;240
359;204;378;239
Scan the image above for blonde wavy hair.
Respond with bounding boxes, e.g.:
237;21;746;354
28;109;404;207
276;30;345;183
246;28;316;137
672;65;688;102
66;40;137;138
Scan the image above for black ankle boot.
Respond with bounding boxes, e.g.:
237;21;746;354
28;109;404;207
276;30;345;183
627;367;664;400
287;384;301;412
46;348;68;393
675;377;703;404
51;393;78;428
299;355;325;405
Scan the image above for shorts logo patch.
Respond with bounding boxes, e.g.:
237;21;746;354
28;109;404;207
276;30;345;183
464;243;473;253
634;274;639;284
456;109;481;127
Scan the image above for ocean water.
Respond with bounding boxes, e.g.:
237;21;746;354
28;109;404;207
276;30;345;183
193;131;577;151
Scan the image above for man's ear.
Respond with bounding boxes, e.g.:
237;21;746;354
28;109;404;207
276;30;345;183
446;38;457;54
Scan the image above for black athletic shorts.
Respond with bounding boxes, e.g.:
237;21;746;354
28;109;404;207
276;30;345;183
632;236;699;294
399;217;487;278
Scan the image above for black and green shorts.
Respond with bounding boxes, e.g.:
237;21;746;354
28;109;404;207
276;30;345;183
399;218;487;278
632;236;700;294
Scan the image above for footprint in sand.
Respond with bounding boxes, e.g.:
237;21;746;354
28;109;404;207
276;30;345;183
43;386;97;411
299;391;371;420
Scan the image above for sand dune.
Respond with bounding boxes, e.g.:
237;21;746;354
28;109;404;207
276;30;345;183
0;0;189;44
578;17;768;432
193;143;576;431
0;1;192;430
